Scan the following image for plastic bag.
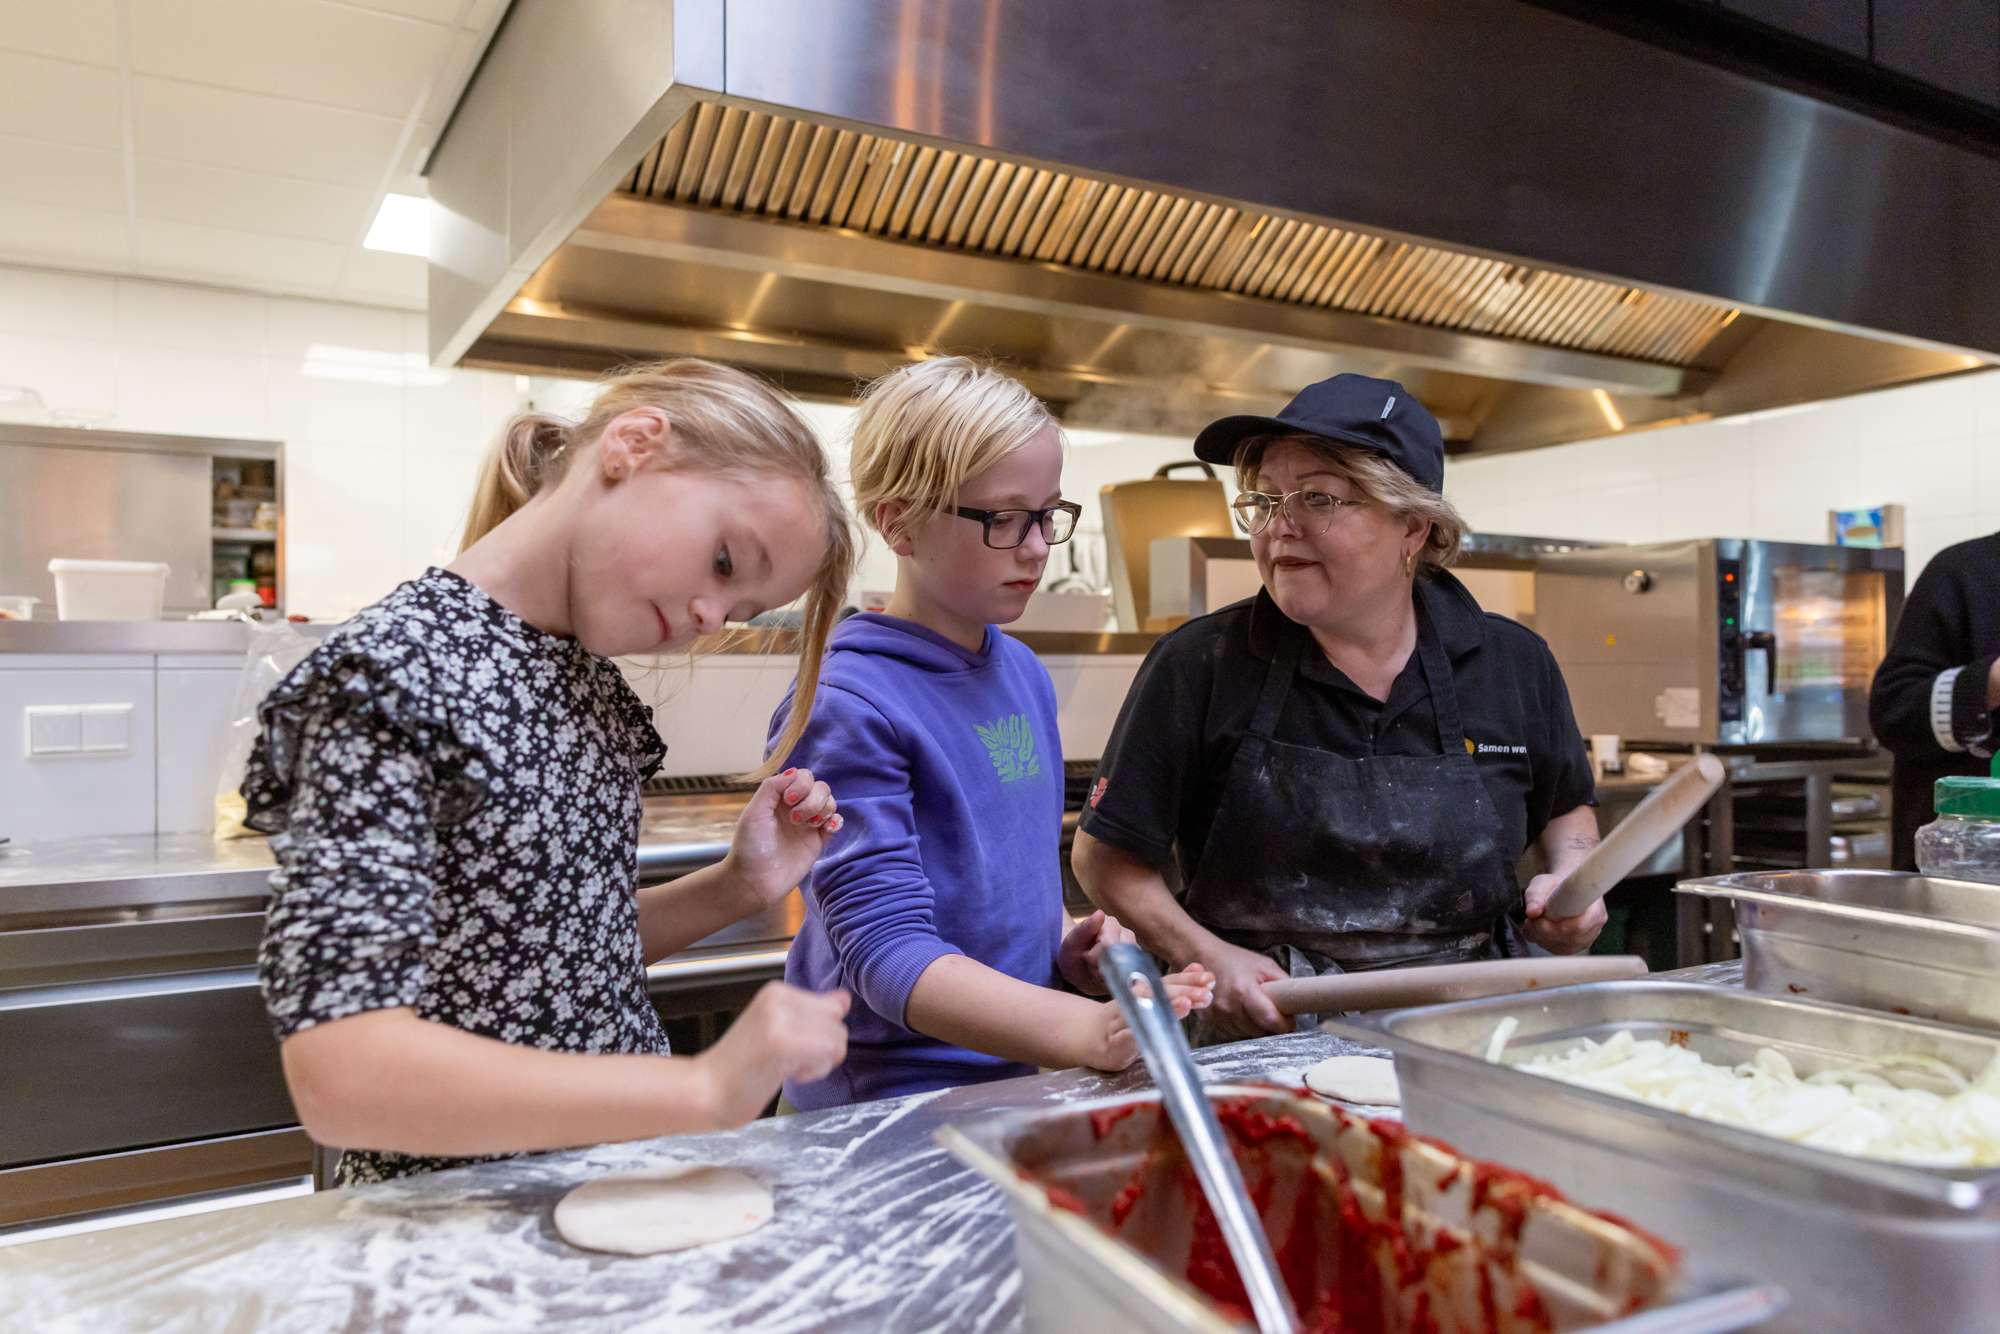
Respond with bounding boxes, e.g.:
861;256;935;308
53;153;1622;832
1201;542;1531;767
213;620;320;840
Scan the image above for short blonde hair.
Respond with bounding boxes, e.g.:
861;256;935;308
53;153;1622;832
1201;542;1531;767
462;359;857;778
849;357;1058;547
1235;433;1466;570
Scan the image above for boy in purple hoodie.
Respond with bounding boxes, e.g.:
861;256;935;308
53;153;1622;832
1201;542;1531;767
771;359;1213;1110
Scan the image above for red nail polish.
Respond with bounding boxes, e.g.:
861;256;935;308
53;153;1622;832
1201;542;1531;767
786;792;801;804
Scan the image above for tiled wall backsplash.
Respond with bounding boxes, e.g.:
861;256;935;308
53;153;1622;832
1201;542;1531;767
1444;371;2000;582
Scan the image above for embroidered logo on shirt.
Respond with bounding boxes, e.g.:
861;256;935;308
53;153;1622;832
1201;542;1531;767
1089;776;1108;808
975;713;1042;784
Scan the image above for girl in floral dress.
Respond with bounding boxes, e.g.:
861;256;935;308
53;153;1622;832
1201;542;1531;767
246;360;857;1184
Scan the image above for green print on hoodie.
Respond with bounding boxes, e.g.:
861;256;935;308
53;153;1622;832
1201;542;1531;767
975;712;1041;784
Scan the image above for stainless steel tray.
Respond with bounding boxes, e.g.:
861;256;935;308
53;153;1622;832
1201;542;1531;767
939;1083;1780;1333
1677;869;2000;1030
1336;980;2000;1333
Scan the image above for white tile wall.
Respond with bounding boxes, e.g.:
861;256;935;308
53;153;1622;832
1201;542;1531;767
1446;371;2000;581
0;262;530;621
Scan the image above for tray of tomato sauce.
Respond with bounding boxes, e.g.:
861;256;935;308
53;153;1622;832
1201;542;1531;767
937;1085;1781;1333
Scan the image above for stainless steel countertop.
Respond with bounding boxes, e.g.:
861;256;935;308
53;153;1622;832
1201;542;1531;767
0;962;1749;1330
0;802;748;926
0;620;292;655
0;1029;1361;1331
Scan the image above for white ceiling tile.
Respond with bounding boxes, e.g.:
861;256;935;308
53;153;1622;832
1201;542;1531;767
0;52;123;148
0;265;119;340
339;247;428;309
463;0;505;32
340;0;462;23
0;0;118;66
0;200;130;269
0;134;127;212
116;274;269;352
130;0;452;118
132;218;345;296
134;77;403;186
136;157;373;246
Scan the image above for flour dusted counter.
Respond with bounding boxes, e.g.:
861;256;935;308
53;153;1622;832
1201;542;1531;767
0;803;797;1231
0;1032;1355;1331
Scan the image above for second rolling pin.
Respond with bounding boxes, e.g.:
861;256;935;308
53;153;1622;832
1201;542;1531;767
1263;954;1648;1016
1542;752;1727;920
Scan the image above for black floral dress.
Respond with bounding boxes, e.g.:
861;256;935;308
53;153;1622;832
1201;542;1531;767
243;567;669;1185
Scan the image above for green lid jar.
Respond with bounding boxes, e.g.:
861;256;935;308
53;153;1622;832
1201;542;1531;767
1917;755;2000;885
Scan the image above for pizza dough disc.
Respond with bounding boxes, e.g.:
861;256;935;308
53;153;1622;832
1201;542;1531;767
1303;1055;1401;1107
554;1165;774;1256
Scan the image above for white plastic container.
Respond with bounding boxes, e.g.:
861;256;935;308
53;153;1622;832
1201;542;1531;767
47;559;170;621
0;595;37;620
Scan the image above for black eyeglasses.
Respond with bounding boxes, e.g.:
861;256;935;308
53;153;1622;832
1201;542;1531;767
953;500;1083;549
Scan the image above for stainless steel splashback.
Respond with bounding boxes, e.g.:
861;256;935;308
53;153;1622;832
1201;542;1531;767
0;424;277;617
1535;539;1904;746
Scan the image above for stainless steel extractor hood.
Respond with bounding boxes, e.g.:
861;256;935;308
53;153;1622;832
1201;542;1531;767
426;0;1999;452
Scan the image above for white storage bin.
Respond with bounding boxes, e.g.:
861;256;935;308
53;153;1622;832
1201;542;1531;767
47;559;170;621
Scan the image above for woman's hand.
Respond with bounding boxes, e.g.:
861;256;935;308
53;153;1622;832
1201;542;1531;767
721;768;841;914
1204;941;1290;1040
693;982;851;1128
1521;873;1608;954
1081;964;1215;1071
1056;909;1137;994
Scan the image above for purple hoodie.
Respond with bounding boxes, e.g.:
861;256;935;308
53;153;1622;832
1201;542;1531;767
769;613;1065;1109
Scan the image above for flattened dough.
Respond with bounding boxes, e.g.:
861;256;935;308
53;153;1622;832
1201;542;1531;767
1303;1055;1401;1107
554;1165;773;1255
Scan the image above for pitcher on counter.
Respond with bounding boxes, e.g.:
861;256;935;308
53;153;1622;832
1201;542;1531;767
1072;374;1606;1041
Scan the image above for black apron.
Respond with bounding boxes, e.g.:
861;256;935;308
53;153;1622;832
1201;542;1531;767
1182;597;1526;1035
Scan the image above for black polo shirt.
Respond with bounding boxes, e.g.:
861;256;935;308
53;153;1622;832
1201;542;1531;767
1080;570;1596;889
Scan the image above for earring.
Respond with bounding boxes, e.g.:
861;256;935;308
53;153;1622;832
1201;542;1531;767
1403;551;1416;578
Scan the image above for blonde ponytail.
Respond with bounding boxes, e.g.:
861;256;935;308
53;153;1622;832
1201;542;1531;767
459;412;573;551
461;360;855;781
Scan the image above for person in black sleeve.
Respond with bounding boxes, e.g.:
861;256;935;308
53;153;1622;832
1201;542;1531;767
1071;375;1604;1042
1868;530;2000;871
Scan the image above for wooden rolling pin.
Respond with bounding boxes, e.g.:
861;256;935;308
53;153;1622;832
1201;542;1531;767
1264;954;1648;1016
1543;752;1726;919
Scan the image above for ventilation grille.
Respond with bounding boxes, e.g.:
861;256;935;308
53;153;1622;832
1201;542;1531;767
620;103;1736;366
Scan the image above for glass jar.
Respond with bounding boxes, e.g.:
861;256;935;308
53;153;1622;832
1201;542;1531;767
1915;755;2000;886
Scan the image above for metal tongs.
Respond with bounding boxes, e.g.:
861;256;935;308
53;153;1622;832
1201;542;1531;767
1098;942;1299;1334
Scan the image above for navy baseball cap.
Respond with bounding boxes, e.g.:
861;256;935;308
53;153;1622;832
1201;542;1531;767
1192;373;1445;491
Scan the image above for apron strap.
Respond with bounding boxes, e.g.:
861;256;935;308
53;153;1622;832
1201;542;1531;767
1412;584;1470;755
1247;621;1303;739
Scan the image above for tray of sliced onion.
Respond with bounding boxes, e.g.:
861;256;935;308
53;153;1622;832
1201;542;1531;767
1333;980;2000;1333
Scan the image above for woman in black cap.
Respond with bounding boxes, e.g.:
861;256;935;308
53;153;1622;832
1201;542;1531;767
1072;374;1605;1040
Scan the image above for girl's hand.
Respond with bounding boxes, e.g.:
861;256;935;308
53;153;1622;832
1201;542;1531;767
1056;909;1136;994
693;982;850;1127
1082;964;1215;1071
722;768;841;913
